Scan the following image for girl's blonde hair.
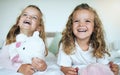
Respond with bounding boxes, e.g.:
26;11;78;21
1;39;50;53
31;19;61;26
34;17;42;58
6;5;48;56
59;3;110;58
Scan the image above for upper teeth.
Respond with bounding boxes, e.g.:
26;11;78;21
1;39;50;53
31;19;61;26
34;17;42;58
78;29;87;32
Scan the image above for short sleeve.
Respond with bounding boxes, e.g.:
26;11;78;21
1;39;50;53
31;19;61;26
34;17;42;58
57;44;72;67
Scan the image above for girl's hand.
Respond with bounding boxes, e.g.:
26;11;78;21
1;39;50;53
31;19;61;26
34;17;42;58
17;64;34;75
109;61;119;75
32;57;47;71
61;66;78;75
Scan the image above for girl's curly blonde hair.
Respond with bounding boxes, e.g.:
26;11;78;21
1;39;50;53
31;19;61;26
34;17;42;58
59;3;110;58
6;5;48;56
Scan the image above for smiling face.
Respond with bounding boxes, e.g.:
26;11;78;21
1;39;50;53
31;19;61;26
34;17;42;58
18;7;41;36
72;9;94;42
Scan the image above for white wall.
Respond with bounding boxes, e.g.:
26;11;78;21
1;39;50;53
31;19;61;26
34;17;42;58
0;0;120;48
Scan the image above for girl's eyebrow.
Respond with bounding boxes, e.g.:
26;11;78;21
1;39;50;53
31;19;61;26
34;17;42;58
22;12;27;13
22;12;40;18
85;18;94;20
21;12;27;15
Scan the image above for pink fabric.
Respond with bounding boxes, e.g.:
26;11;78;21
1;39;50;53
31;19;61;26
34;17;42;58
78;63;114;75
0;45;21;72
11;54;22;64
16;42;21;48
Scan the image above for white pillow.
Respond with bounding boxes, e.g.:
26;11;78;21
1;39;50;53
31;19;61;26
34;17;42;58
48;32;62;55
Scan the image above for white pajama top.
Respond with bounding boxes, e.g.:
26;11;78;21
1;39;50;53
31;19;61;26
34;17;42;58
57;41;109;68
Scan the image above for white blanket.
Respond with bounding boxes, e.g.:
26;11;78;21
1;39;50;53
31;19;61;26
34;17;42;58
0;51;62;75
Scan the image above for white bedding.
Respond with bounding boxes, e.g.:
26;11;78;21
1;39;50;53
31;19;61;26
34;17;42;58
1;50;120;75
0;51;62;75
0;40;120;75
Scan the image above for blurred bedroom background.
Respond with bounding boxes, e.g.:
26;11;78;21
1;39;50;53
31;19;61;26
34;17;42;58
0;0;120;51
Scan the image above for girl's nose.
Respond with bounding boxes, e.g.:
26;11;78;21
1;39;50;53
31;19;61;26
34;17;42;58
79;22;85;27
26;15;32;19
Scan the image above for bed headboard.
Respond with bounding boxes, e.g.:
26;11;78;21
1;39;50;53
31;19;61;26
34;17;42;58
46;32;56;37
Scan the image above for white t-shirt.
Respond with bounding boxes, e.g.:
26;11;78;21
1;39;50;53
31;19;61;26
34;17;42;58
57;41;109;68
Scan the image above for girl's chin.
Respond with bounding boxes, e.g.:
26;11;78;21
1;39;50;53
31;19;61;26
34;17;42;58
77;37;89;40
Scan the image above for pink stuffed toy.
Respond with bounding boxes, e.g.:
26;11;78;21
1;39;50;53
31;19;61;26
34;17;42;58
78;63;114;75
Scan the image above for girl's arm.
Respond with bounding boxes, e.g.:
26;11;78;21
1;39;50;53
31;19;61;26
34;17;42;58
17;64;34;75
109;61;119;75
98;55;119;75
61;66;78;75
57;44;78;75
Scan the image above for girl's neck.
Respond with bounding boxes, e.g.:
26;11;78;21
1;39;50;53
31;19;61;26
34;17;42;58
20;30;33;37
76;38;89;51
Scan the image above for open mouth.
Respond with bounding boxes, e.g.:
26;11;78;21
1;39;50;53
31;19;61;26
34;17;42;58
23;20;31;25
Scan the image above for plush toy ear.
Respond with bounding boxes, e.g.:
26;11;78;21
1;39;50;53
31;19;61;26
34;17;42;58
33;31;39;37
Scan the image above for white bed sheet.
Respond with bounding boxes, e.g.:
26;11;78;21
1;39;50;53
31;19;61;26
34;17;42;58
0;47;120;75
0;51;62;75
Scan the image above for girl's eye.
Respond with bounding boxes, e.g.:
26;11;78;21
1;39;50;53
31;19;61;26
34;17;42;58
86;20;90;22
73;20;79;23
22;13;27;16
32;16;38;20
